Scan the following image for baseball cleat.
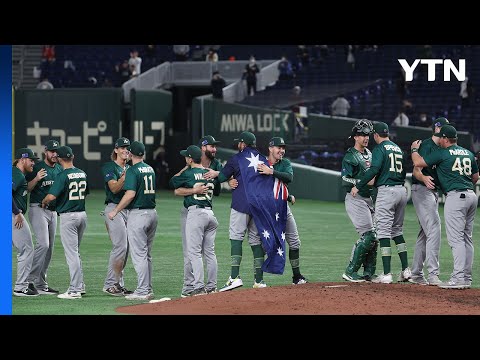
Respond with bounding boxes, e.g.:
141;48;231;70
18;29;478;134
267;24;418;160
219;276;243;292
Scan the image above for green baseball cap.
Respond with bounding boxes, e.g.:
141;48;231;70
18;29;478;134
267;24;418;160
180;145;202;162
199;135;221;146
431;117;453;130
115;137;130;148
129;141;145;156
373;122;389;135
15;148;39;160
269;137;286;147
56;146;74;159
44;139;60;151
433;124;457;139
234;131;256;146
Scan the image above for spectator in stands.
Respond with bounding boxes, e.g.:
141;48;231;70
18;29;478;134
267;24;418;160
42;45;56;63
211;71;226;99
173;45;190;61
277;56;295;85
206;48;218;62
331;94;351;117
416;112;431;128
244;56;260;96
396;67;407;101
392;109;409;126
128;50;142;76
460;76;474;108
115;60;131;85
296;45;310;68
37;77;54;90
346;45;355;70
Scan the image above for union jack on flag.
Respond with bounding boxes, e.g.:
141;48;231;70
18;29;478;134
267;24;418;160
238;147;288;274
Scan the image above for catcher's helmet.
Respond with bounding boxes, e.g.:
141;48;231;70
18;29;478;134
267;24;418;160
349;119;373;138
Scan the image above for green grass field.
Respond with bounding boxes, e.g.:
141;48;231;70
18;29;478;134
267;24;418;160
12;189;480;315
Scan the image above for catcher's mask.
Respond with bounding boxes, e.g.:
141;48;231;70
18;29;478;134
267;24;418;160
349;119;373;138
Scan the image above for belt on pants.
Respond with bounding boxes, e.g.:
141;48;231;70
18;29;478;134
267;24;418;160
378;184;404;188
188;205;212;210
30;203;56;211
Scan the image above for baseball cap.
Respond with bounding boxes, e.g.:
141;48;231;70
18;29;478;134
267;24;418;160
373;122;389;135
431;117;454;130
44;140;60;151
56;146;74;159
199;135;221;146
234;131;256;146
115;137;130;148
269;137;286;147
180;145;202;161
433;124;458;139
15;148;39;160
129;141;145;156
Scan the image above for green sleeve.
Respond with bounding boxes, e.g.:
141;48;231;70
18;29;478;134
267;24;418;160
48;172;65;197
273;170;293;183
123;168;138;191
423;149;444;167
341;160;356;187
357;146;382;190
273;159;293;184
170;172;188;189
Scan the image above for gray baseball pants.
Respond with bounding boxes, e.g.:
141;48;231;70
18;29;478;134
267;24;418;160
12;213;35;292
229;209;261;245
411;184;441;281
444;189;477;283
345;193;375;235
127;208;158;296
186;206;218;291
103;203;129;289
375;185;407;239
27;204;57;290
180;207;194;294
285;205;301;249
59;211;87;293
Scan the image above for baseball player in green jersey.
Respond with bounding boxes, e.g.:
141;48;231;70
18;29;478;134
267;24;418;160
42;146;89;299
170;145;219;296
340;120;378;283
352;122;411;284
411;125;479;289
173;135;237;297
108;141;157;301
101;137;134;296
257;136;308;285
12;148;40;297
409;118;451;286
24;139;62;295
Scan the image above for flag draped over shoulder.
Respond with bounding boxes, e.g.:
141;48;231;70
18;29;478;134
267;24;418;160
238;147;288;274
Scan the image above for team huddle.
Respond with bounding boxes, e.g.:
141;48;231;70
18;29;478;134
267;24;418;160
12;131;308;300
11;119;480;300
341;118;479;289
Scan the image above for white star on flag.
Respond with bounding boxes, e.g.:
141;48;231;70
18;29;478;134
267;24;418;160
262;229;270;239
275;212;279;221
277;247;284;257
281;232;286;242
245;153;264;172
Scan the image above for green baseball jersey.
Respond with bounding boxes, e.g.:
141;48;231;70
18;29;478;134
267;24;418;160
124;162;156;209
170;167;214;209
102;161;130;204
272;157;293;184
25;160;63;209
209;158;223;196
423;144;479;192
412;137;440;189
12;166;28;213
341;147;373;197
358;140;406;190
49;167;89;213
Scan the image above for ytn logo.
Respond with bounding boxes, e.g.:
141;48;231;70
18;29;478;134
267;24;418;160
398;59;465;81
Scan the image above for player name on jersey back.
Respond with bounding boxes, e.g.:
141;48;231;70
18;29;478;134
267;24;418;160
383;144;402;152
67;172;87;179
138;167;154;174
449;149;469;156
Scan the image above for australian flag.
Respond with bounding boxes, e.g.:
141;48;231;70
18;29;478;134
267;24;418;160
238;147;288;274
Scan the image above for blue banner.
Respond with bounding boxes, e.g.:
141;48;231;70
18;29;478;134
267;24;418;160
238;147;287;274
